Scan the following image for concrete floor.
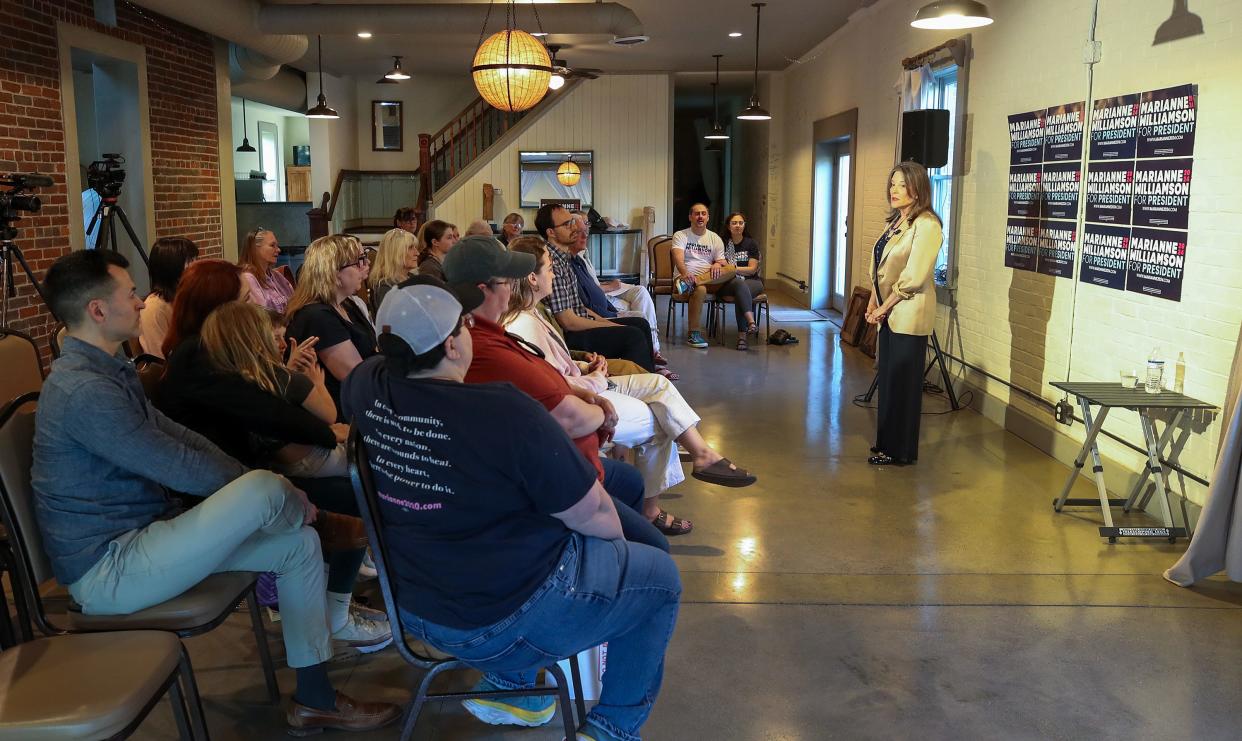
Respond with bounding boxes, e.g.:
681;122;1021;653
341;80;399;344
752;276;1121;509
129;306;1242;740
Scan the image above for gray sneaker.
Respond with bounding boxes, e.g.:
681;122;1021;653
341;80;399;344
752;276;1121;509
330;613;393;654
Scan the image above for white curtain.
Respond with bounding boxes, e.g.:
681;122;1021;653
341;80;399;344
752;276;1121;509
893;63;935;161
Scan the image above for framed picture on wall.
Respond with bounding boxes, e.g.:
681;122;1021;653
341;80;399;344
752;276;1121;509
372;100;402;151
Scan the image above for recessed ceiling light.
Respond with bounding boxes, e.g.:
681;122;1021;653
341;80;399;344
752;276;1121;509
729;32;743;37
357;31;372;38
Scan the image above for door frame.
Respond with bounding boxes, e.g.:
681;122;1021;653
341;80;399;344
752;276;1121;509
809;109;858;312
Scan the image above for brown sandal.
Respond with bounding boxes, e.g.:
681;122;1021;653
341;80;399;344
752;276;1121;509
692;458;757;487
651;509;693;536
736;337;748;351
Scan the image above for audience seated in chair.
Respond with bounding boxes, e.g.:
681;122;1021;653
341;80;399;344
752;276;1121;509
392;206;417;235
503;237;757;535
155;262;390;652
343;278;682;741
463;218;494;237
535;204;658;372
499;211;524;245
568;210;672;370
139;236;198;359
714;211;767;351
285;236;377;419
368;227;418;315
671;203;736;349
239;228;295;314
30;249;400;735
413;219;458;282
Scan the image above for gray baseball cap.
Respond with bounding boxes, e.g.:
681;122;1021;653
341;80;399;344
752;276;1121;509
376;276;480;355
442;234;536;285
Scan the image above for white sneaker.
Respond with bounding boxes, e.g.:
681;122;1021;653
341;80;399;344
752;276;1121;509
330;613;393;654
357;551;378;581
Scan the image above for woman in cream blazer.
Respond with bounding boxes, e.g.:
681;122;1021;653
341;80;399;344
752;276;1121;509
865;162;944;465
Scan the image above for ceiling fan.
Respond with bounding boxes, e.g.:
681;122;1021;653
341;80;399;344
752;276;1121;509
546;43;602;88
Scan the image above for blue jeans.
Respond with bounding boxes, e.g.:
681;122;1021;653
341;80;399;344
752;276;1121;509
601;457;668;553
400;534;681;741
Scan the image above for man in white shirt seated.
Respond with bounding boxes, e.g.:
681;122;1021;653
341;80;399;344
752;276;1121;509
670;203;735;349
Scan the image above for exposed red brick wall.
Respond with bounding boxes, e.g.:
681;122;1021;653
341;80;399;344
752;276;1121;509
0;0;221;358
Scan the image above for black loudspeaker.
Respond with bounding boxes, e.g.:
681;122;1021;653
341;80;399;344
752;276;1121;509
901;109;950;168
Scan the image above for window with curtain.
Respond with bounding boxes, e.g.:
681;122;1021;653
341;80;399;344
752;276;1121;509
920;64;958;286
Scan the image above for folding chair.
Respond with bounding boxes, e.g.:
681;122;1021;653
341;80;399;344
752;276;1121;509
347;426;584;741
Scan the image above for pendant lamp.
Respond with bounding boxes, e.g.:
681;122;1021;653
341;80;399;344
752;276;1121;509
911;1;994;29
305;35;340;119
705;55;730;140
737;3;771;121
471;1;552;112
384;56;410;81
236;99;257;152
556;156;581;186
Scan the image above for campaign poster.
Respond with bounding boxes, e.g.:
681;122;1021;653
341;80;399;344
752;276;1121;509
1125;226;1186;302
1042;101;1085;162
1007;165;1042;217
1089;94;1139;160
1040;161;1081;220
1079;224;1130;290
1085;160;1134;225
1004;218;1039;271
1132;157;1192;230
1008;110;1045;165
1137;84;1197;158
1036;221;1076;278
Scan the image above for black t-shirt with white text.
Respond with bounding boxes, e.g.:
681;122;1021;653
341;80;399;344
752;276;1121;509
341;356;597;629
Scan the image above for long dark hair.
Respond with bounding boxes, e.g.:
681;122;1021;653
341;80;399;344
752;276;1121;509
416;220;452;265
886;161;942;227
723;212;751;242
147;236;199;301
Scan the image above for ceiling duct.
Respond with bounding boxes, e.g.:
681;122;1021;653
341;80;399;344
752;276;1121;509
129;0;308;77
257;3;647;46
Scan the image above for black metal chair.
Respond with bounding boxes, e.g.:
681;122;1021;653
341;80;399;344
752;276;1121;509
0;393;281;722
347;426;585;741
707;291;771;346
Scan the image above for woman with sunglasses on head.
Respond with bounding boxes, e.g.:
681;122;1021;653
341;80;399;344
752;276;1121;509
865;161;944;466
414;219;458;282
239;227;295;314
286;236;377;417
713;212;766;350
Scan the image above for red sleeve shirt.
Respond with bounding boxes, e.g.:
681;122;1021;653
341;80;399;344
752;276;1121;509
465;316;605;480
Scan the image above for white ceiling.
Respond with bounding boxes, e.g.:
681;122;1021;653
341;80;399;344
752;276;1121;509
267;0;880;78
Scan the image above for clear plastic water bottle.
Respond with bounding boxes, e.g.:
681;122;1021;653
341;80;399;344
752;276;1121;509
1145;348;1164;394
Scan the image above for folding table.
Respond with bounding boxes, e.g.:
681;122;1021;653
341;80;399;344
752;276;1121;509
1050;381;1215;543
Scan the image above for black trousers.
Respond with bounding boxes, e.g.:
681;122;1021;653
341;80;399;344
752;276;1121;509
563;316;656;371
875;327;927;463
714;277;766;330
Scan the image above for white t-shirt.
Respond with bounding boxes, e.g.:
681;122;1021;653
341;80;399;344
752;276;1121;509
671;228;724;277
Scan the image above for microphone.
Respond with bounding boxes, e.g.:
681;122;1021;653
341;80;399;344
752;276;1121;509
6;173;54;188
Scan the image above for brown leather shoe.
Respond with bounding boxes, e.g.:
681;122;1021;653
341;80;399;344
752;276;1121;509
287;691;402;736
312;512;368;552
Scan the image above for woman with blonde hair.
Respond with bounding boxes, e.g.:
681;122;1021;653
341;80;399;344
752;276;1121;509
368;228;418;312
865;161;944;466
238;227;295;313
414;219;458;281
286;235;377;414
503;236;756;536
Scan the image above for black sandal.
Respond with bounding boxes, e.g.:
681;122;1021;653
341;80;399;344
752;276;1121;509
736;337;748;351
651;509;693;536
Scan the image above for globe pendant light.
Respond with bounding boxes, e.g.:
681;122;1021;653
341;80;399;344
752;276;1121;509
704;55;729;140
305;35;340;119
911;1;994;29
557;156;581;186
384;56;410;81
738;3;771;121
471;1;553;113
236;98;256;152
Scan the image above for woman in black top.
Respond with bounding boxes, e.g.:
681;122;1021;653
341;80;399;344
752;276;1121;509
714;212;766;350
286;235;377;417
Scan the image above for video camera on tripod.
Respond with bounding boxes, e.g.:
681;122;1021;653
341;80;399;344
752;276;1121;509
1;172;56;324
84;152;148;267
86;153;126;200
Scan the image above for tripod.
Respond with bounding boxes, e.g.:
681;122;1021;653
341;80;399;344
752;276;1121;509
861;330;961;410
86;195;149;267
1;228;56;326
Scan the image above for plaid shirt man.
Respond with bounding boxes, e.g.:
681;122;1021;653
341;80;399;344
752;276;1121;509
544;241;591;318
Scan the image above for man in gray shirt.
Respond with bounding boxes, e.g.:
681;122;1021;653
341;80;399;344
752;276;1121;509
32;249;399;735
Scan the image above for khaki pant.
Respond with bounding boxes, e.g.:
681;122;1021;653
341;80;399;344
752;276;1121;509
685;267;736;332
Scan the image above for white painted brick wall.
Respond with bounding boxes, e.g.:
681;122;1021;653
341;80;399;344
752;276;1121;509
768;0;1242;505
